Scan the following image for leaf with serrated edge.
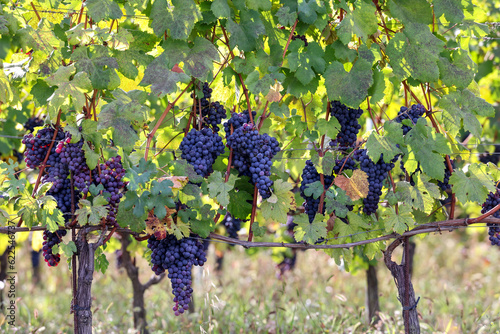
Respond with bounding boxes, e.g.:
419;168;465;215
207;171;237;207
293;213;327;244
450;164;496;204
382;203;414;234
260;180;295;224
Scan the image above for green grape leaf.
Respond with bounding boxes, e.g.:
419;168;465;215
276;6;297;26
449;164;496;204
45;64;92;120
433;0;464;24
437;49;476;89
382;203;414;234
151;0;202;40
245;71;274;96
207;171;237;207
386;23;444;83
297;0;326;25
211;0;231;18
226;11;265;52
293;213;327;244
30;79;55;108
368;68;386;105
439;89;494;138
189;204;216;238
388;0;432;24
304;181;324;199
251;221;267;237
336;0;378;44
366;121;404;163
396;174;441;213
324;58;373;108
228;189;253;220
97;89;149;150
94;246;109;274
117;203;147;232
39;196;65;232
315;116;341;140
325;188;352;218
169;160;204;184
82;142;99;170
288;41;325;85
86;0;123;22
260;180;295;224
115;50;153;80
125;158;157;191
75;198;108;225
405;118;452;181
333;211;371;237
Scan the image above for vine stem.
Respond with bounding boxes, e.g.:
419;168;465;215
30;2;41;22
281;19;299;62
144;81;193;160
70;172;78;332
248;186;259;242
317;102;330;214
220;25;253;122
4;217;500;249
403;237;410;334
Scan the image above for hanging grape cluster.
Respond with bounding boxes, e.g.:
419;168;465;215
147;235;207;316
227;123;280;199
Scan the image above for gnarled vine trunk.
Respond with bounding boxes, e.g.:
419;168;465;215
75;232;97;334
384;238;420;334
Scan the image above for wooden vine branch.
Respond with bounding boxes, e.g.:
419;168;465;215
4;216;500;250
144;81;193;160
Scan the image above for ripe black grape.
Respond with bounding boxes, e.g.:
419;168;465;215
329;101;363;149
355;149;395;215
22;126;65;169
227;123;280;199
93;156;127;227
223;110;257;138
395;104;426;135
481;188;500;246
300;160;334;223
333;157;357;175
291;33;308;46
437;159;455;191
222;214;241;239
179;128;225;177
24;116;44;133
147;234;207;316
42;230;67;267
479;145;500;165
201;101;227;132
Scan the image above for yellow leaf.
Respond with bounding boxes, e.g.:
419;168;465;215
334;169;369;201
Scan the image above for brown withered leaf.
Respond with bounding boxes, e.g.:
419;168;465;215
145;207;176;240
327;213;337;232
334;169;369;201
266;82;282;102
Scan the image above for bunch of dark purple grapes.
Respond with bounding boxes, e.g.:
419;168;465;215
58;136;92;194
227;123;280;199
329;101;363;150
22;126;65;169
437;159;455;191
481;188;500;246
292;33;308;46
192;82;227;132
223;110;257;138
24;116;44;133
42;230;67;267
479;145;500;165
93;156;126;226
355;149;395;215
333;156;357;175
179;128;225;177
395;104;426;135
299;160;334;223
222;214;241;239
147;234;207;316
